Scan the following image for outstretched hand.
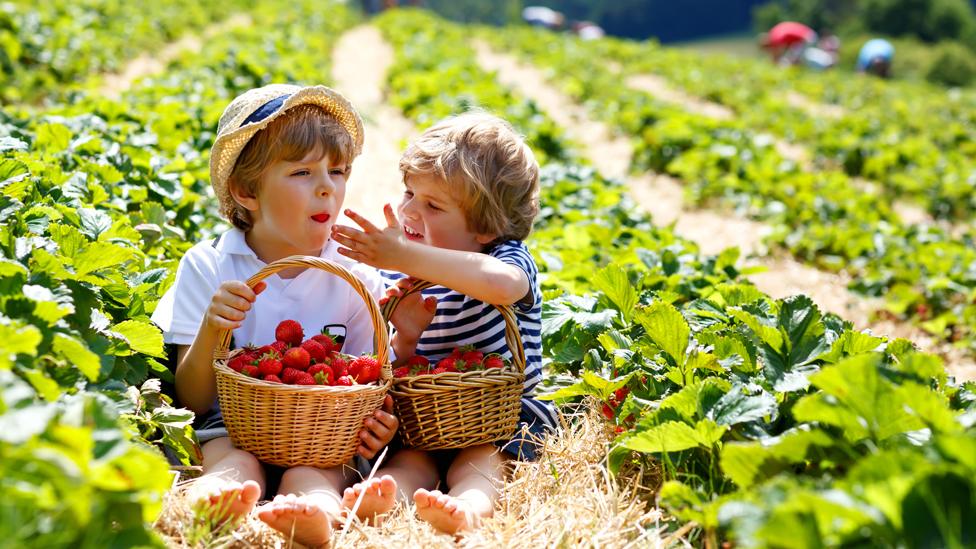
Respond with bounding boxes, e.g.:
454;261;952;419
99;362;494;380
381;277;437;349
332;204;410;270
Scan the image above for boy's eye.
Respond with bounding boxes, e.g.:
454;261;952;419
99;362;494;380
291;170;310;177
427;202;441;211
330;166;349;176
404;190;414;198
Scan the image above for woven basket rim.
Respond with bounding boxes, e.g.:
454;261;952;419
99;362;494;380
211;255;391;382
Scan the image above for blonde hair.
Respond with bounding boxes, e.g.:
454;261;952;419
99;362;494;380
224;104;354;230
399;112;540;242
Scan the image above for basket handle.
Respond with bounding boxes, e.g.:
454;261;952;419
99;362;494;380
212;255;391;381
380;279;525;373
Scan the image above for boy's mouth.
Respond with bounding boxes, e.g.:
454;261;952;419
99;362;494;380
311;213;330;223
404;225;424;240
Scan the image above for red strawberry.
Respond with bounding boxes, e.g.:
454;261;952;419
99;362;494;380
432;366;450;375
263;374;282;383
406;355;430;367
258;358;283;377
293;372;316;385
393;366;411;378
613;387;630;403
257;344;275;357
228;354;248;372
311;333;340;354
334;375;354;386
241;364;259;378
281;367;302;384
301;339;327;363
308;364;334;385
437;357;464;372
484;354;505;369
601;403;615;421
349;355;381;383
282;347;311;371
461;351;484;363
270;340;289;356
330;356;349;378
275;320;304;347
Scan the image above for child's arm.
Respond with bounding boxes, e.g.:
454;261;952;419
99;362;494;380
332;206;529;306
175;280;266;415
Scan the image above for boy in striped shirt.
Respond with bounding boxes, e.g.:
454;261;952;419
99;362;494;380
331;112;557;533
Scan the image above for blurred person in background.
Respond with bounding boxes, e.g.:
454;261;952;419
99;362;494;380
522;6;565;30
760;21;817;66
856;38;894;78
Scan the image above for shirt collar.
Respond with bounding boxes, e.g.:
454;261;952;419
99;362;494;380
215;228;337;261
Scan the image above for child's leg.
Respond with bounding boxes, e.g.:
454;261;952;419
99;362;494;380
415;443;511;534
188;437;265;524
256;465;352;547
341;449;439;524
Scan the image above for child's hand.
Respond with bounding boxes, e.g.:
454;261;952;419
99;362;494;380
382;278;437;346
204;280;266;332
358;395;399;460
332;204;410;270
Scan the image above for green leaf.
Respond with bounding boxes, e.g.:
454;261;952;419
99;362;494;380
53;334;102;381
659;377;730;421
0;323;43;368
901;473;975;549
635;301;689;365
34;123;73;153
721;427;834;487
592;264;638;322
795;354;923;442
819;329;884;364
708;386;778;426
624;419;726;453
73;241;138;277
108;320;165;358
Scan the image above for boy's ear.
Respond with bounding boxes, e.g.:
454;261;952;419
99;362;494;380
228;177;258;211
475;233;498;245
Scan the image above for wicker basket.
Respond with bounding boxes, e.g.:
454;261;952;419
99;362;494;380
212;255;391;468
382;280;525;450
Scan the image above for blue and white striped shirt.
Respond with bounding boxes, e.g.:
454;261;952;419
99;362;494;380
383;240;557;429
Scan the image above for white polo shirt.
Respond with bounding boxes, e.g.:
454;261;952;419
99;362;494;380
152;228;386;355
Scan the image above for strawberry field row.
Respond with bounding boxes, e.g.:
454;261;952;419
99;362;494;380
0;0;261;104
0;2;356;545
377;10;976;547
484;26;976;359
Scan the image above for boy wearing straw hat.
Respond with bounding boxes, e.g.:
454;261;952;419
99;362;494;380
332;112;559;534
152;84;400;546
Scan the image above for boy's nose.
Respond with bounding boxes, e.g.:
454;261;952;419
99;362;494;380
318;174;338;195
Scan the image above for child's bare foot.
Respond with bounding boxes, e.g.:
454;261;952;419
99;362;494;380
257;494;333;547
190;478;261;526
414;488;480;534
341;474;397;524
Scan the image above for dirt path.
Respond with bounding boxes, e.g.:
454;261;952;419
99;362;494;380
100;15;252;99
625;73;812;167
472;41;976;380
331;26;415;227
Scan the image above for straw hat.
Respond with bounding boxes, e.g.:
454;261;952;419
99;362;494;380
209;84;364;209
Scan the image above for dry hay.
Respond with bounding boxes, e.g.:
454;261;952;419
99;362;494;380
154;408;667;548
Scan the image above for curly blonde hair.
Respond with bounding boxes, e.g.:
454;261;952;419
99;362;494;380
399;112;540;242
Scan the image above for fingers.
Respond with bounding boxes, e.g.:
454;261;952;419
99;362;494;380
423;296;437;313
382;394;394;413
344;209;380;233
252;281;267;295
383;203;400;229
358;429;384;456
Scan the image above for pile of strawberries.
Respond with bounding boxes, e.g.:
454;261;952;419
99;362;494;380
226;320;382;386
394;345;509;378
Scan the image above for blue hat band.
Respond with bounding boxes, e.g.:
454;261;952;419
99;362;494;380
240;94;292;127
